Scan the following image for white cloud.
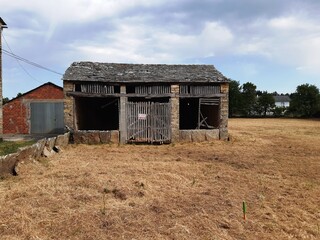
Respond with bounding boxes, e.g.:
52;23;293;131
70;20;234;64
3;0;169;23
234;13;320;75
2;0;171;42
267;15;320;74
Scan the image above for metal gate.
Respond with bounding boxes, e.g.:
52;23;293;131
30;102;64;134
126;102;171;143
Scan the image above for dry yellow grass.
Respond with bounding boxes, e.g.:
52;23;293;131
1;118;320;239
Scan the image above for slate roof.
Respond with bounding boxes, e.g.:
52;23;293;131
0;17;7;27
273;95;291;102
63;62;229;83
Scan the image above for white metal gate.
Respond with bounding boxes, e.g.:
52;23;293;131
126;102;171;143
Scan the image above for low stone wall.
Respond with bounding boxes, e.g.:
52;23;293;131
73;130;220;144
179;129;220;142
0;132;70;177
73;130;119;144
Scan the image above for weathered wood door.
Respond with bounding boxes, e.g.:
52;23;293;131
126;102;171;143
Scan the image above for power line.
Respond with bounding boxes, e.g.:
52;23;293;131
2;34;42;83
1;34;63;76
2;49;63;76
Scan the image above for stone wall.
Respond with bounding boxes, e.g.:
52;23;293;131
63;81;74;129
73;130;119;144
171;85;180;142
0;132;70;177
219;83;229;140
179;130;220;142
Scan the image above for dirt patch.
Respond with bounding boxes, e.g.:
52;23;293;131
0;118;320;239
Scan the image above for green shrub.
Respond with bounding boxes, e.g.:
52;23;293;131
0;141;35;156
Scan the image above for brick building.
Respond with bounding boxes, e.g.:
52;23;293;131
63;62;229;144
3;82;64;134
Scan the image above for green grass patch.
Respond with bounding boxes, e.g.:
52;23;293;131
0;141;36;156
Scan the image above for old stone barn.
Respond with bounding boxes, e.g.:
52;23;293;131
63;62;229;144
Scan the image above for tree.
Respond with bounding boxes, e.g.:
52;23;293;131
228;80;242;117
256;91;275;116
289;84;320;117
241;82;257;116
2;97;9;105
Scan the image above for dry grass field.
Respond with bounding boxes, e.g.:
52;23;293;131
0;118;320;240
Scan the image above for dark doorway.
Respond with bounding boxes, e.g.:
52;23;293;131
179;98;199;129
75;97;119;130
180;98;220;130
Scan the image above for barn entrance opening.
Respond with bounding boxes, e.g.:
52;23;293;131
179;97;220;130
179;98;198;129
74;97;119;130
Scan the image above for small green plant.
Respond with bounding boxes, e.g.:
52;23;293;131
191;177;196;186
0;141;35;156
101;187;110;215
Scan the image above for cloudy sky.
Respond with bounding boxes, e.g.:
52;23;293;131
1;0;320;98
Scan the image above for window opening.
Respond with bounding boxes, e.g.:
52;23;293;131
179;97;220;130
75;83;120;94
180;85;221;95
126;84;170;95
197;98;220;129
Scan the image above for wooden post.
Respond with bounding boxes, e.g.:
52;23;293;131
0;18;8;136
219;82;229;140
119;85;127;144
171;84;179;142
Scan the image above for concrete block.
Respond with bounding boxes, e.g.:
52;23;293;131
73;131;88;144
55;134;65;147
64;132;70;145
206;130;220;141
219;128;229;140
17;145;37;163
46;137;57;150
55;133;69;147
35;139;47;159
110;131;119;143
191;130;206;142
179;130;192;142
43;147;55;158
100;131;111;143
0;153;18;176
87;131;101;144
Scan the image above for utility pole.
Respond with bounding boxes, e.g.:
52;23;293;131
0;18;7;136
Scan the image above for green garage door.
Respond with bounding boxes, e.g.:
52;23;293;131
30;102;64;134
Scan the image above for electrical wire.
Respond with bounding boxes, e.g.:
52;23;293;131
2;49;63;76
1;34;63;76
2;34;42;83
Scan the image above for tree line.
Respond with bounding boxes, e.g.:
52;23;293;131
2;83;320;118
229;80;320;118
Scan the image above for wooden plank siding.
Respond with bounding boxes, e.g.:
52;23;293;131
126;102;171;143
180;85;221;95
80;84;115;94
